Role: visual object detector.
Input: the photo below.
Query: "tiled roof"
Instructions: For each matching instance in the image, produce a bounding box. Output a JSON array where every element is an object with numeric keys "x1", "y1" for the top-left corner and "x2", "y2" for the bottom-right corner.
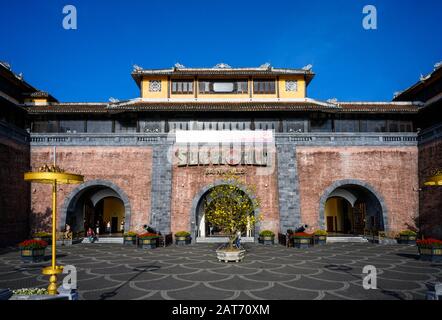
[
  {"x1": 25, "y1": 100, "x2": 420, "y2": 114},
  {"x1": 337, "y1": 102, "x2": 420, "y2": 113},
  {"x1": 26, "y1": 103, "x2": 108, "y2": 114},
  {"x1": 131, "y1": 64, "x2": 315, "y2": 87}
]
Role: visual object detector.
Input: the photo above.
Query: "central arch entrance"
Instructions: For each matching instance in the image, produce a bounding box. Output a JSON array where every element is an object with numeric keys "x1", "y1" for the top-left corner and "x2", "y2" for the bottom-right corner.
[
  {"x1": 319, "y1": 180, "x2": 388, "y2": 236},
  {"x1": 61, "y1": 180, "x2": 131, "y2": 237},
  {"x1": 191, "y1": 182, "x2": 258, "y2": 243}
]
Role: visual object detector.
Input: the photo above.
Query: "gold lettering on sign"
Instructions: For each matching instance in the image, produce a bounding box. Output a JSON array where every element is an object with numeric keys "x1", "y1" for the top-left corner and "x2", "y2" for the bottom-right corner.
[{"x1": 204, "y1": 168, "x2": 246, "y2": 176}]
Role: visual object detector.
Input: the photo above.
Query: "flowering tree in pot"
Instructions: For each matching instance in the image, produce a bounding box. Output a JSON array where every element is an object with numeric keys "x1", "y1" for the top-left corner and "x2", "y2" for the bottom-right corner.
[{"x1": 204, "y1": 177, "x2": 260, "y2": 262}]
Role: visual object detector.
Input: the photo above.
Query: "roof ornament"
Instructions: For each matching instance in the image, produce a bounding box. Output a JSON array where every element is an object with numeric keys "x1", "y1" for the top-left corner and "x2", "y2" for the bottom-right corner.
[
  {"x1": 108, "y1": 97, "x2": 119, "y2": 103},
  {"x1": 213, "y1": 63, "x2": 232, "y2": 69},
  {"x1": 327, "y1": 98, "x2": 338, "y2": 104},
  {"x1": 174, "y1": 62, "x2": 185, "y2": 69},
  {"x1": 132, "y1": 64, "x2": 143, "y2": 72},
  {"x1": 420, "y1": 73, "x2": 430, "y2": 82},
  {"x1": 302, "y1": 64, "x2": 313, "y2": 71},
  {"x1": 434, "y1": 61, "x2": 442, "y2": 70},
  {"x1": 259, "y1": 62, "x2": 271, "y2": 70},
  {"x1": 17, "y1": 72, "x2": 24, "y2": 80},
  {"x1": 0, "y1": 61, "x2": 11, "y2": 70},
  {"x1": 393, "y1": 91, "x2": 402, "y2": 98}
]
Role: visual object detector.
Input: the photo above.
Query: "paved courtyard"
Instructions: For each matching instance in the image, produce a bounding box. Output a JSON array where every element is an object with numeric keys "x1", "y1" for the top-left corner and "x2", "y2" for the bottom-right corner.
[{"x1": 1, "y1": 243, "x2": 441, "y2": 300}]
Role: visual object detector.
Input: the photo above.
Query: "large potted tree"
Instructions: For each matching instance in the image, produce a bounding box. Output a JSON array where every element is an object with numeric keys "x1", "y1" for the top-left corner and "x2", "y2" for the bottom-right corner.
[{"x1": 204, "y1": 178, "x2": 260, "y2": 263}]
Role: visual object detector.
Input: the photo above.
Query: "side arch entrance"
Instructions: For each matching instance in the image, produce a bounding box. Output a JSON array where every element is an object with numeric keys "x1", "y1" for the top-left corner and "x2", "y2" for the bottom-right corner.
[
  {"x1": 319, "y1": 179, "x2": 388, "y2": 235},
  {"x1": 60, "y1": 180, "x2": 131, "y2": 236}
]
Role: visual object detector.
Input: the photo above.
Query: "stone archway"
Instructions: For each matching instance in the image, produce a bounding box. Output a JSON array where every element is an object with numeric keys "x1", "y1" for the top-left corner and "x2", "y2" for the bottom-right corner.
[
  {"x1": 60, "y1": 179, "x2": 132, "y2": 232},
  {"x1": 318, "y1": 179, "x2": 389, "y2": 233},
  {"x1": 189, "y1": 179, "x2": 261, "y2": 243}
]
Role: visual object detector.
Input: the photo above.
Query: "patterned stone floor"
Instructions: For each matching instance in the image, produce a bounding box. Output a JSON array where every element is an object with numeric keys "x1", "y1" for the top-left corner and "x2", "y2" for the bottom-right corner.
[{"x1": 1, "y1": 243, "x2": 441, "y2": 300}]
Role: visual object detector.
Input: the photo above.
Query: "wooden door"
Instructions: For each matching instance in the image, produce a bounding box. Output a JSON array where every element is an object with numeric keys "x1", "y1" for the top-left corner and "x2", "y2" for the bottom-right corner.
[
  {"x1": 353, "y1": 202, "x2": 366, "y2": 234},
  {"x1": 327, "y1": 216, "x2": 334, "y2": 232}
]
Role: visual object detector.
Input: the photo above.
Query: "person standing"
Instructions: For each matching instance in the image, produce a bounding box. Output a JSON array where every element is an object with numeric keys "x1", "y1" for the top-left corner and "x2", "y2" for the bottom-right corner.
[
  {"x1": 120, "y1": 220, "x2": 124, "y2": 234},
  {"x1": 95, "y1": 221, "x2": 100, "y2": 236},
  {"x1": 106, "y1": 221, "x2": 111, "y2": 235},
  {"x1": 235, "y1": 230, "x2": 242, "y2": 248}
]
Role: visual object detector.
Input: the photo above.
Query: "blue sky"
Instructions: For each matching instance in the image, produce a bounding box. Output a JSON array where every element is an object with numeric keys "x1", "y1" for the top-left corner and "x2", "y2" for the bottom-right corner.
[{"x1": 1, "y1": 0, "x2": 441, "y2": 102}]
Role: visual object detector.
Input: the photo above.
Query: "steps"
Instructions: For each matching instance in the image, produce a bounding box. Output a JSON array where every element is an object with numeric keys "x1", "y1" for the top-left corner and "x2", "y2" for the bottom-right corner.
[
  {"x1": 82, "y1": 237, "x2": 123, "y2": 244},
  {"x1": 326, "y1": 236, "x2": 368, "y2": 243},
  {"x1": 196, "y1": 237, "x2": 255, "y2": 243}
]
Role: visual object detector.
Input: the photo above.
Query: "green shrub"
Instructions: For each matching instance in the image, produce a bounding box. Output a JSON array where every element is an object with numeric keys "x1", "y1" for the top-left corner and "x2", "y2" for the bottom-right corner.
[
  {"x1": 13, "y1": 288, "x2": 48, "y2": 295},
  {"x1": 259, "y1": 230, "x2": 275, "y2": 237},
  {"x1": 175, "y1": 231, "x2": 191, "y2": 237},
  {"x1": 33, "y1": 232, "x2": 51, "y2": 237},
  {"x1": 314, "y1": 230, "x2": 328, "y2": 236},
  {"x1": 399, "y1": 230, "x2": 417, "y2": 236}
]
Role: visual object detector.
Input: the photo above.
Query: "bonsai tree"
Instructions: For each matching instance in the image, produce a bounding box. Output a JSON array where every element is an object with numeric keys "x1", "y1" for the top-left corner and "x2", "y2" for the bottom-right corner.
[{"x1": 204, "y1": 177, "x2": 260, "y2": 251}]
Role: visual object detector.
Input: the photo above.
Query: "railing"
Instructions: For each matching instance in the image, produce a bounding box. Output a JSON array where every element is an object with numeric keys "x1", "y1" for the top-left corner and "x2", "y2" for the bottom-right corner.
[{"x1": 29, "y1": 132, "x2": 419, "y2": 146}]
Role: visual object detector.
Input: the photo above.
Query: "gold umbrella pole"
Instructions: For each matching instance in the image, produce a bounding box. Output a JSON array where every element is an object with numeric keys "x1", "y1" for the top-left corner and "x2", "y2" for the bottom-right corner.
[{"x1": 25, "y1": 167, "x2": 83, "y2": 295}]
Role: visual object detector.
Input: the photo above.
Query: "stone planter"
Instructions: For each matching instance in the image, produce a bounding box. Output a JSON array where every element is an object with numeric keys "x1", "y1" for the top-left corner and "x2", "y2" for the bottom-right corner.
[
  {"x1": 216, "y1": 248, "x2": 246, "y2": 263},
  {"x1": 138, "y1": 238, "x2": 158, "y2": 249},
  {"x1": 314, "y1": 235, "x2": 327, "y2": 245},
  {"x1": 418, "y1": 247, "x2": 442, "y2": 262},
  {"x1": 398, "y1": 235, "x2": 417, "y2": 245},
  {"x1": 175, "y1": 236, "x2": 191, "y2": 246},
  {"x1": 292, "y1": 237, "x2": 313, "y2": 249},
  {"x1": 20, "y1": 248, "x2": 46, "y2": 262},
  {"x1": 123, "y1": 236, "x2": 136, "y2": 245},
  {"x1": 258, "y1": 236, "x2": 275, "y2": 245}
]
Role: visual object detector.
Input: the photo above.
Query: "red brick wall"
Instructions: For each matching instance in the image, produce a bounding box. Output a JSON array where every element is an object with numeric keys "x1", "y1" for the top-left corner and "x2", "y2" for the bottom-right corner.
[
  {"x1": 418, "y1": 139, "x2": 442, "y2": 238},
  {"x1": 30, "y1": 146, "x2": 153, "y2": 233},
  {"x1": 296, "y1": 146, "x2": 419, "y2": 233},
  {"x1": 0, "y1": 137, "x2": 30, "y2": 246},
  {"x1": 170, "y1": 161, "x2": 279, "y2": 236}
]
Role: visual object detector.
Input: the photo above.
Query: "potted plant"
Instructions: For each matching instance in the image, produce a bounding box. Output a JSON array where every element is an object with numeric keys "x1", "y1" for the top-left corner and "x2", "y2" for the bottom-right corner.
[
  {"x1": 137, "y1": 232, "x2": 159, "y2": 249},
  {"x1": 292, "y1": 232, "x2": 313, "y2": 249},
  {"x1": 10, "y1": 287, "x2": 78, "y2": 300},
  {"x1": 18, "y1": 239, "x2": 48, "y2": 262},
  {"x1": 32, "y1": 232, "x2": 51, "y2": 245},
  {"x1": 175, "y1": 231, "x2": 191, "y2": 245},
  {"x1": 398, "y1": 230, "x2": 417, "y2": 244},
  {"x1": 204, "y1": 177, "x2": 260, "y2": 263},
  {"x1": 123, "y1": 231, "x2": 137, "y2": 245},
  {"x1": 313, "y1": 230, "x2": 327, "y2": 245},
  {"x1": 416, "y1": 239, "x2": 442, "y2": 262},
  {"x1": 258, "y1": 230, "x2": 275, "y2": 245}
]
